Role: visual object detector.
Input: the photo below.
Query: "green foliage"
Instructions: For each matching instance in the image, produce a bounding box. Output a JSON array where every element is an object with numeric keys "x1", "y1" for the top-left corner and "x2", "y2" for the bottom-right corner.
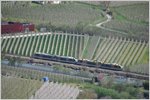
[
  {"x1": 119, "y1": 92, "x2": 131, "y2": 99},
  {"x1": 82, "y1": 83, "x2": 120, "y2": 99},
  {"x1": 8, "y1": 57, "x2": 16, "y2": 66},
  {"x1": 1, "y1": 65, "x2": 84, "y2": 84},
  {"x1": 77, "y1": 89, "x2": 97, "y2": 99},
  {"x1": 81, "y1": 82, "x2": 142, "y2": 99},
  {"x1": 75, "y1": 21, "x2": 86, "y2": 33},
  {"x1": 143, "y1": 91, "x2": 149, "y2": 99},
  {"x1": 143, "y1": 81, "x2": 149, "y2": 90},
  {"x1": 125, "y1": 86, "x2": 138, "y2": 97},
  {"x1": 2, "y1": 1, "x2": 102, "y2": 28},
  {"x1": 95, "y1": 87, "x2": 120, "y2": 99},
  {"x1": 104, "y1": 3, "x2": 149, "y2": 41},
  {"x1": 111, "y1": 84, "x2": 126, "y2": 92},
  {"x1": 1, "y1": 76, "x2": 42, "y2": 99}
]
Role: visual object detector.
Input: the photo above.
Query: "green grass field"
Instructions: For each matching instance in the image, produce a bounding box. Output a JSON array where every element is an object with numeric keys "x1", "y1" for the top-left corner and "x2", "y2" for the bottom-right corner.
[
  {"x1": 1, "y1": 1, "x2": 149, "y2": 40},
  {"x1": 1, "y1": 1, "x2": 104, "y2": 28},
  {"x1": 1, "y1": 65, "x2": 86, "y2": 86},
  {"x1": 1, "y1": 76, "x2": 42, "y2": 99},
  {"x1": 103, "y1": 3, "x2": 149, "y2": 40}
]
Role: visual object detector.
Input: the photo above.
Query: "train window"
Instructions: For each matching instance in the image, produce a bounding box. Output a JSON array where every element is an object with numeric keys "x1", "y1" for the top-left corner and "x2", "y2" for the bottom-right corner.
[
  {"x1": 68, "y1": 59, "x2": 75, "y2": 62},
  {"x1": 87, "y1": 62, "x2": 96, "y2": 65},
  {"x1": 105, "y1": 64, "x2": 111, "y2": 67},
  {"x1": 116, "y1": 66, "x2": 120, "y2": 68},
  {"x1": 35, "y1": 54, "x2": 40, "y2": 56}
]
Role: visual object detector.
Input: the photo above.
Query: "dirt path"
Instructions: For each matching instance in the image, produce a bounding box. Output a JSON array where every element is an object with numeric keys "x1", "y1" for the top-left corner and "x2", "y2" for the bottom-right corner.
[{"x1": 96, "y1": 14, "x2": 128, "y2": 35}]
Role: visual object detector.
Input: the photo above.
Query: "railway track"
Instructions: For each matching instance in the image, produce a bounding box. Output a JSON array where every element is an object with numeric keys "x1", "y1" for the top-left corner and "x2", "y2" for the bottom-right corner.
[{"x1": 4, "y1": 54, "x2": 149, "y2": 80}]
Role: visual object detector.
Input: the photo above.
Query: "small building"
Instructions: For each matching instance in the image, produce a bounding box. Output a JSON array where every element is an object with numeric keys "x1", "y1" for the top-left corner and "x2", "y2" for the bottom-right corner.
[{"x1": 42, "y1": 77, "x2": 49, "y2": 82}]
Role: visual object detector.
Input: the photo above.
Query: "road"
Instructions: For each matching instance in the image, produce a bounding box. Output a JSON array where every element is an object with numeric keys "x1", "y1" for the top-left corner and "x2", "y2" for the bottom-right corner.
[{"x1": 95, "y1": 14, "x2": 128, "y2": 35}]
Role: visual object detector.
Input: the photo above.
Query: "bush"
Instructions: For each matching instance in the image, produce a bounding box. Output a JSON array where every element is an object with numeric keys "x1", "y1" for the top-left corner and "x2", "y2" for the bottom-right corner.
[
  {"x1": 144, "y1": 91, "x2": 149, "y2": 99},
  {"x1": 95, "y1": 87, "x2": 121, "y2": 99},
  {"x1": 111, "y1": 83, "x2": 126, "y2": 92},
  {"x1": 77, "y1": 89, "x2": 97, "y2": 99},
  {"x1": 120, "y1": 92, "x2": 132, "y2": 99},
  {"x1": 82, "y1": 83, "x2": 142, "y2": 99},
  {"x1": 143, "y1": 81, "x2": 149, "y2": 90}
]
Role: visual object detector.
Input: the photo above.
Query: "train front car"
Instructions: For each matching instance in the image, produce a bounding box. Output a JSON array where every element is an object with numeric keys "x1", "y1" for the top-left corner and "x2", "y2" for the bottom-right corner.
[
  {"x1": 111, "y1": 63, "x2": 123, "y2": 71},
  {"x1": 31, "y1": 53, "x2": 41, "y2": 59}
]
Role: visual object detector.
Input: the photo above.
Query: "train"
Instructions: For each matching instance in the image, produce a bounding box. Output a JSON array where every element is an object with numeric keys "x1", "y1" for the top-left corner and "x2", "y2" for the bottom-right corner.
[
  {"x1": 31, "y1": 53, "x2": 123, "y2": 71},
  {"x1": 1, "y1": 21, "x2": 35, "y2": 34}
]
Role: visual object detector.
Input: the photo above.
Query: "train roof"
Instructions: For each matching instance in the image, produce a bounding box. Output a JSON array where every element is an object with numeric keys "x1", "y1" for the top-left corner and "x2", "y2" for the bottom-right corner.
[
  {"x1": 112, "y1": 63, "x2": 124, "y2": 68},
  {"x1": 1, "y1": 21, "x2": 33, "y2": 25},
  {"x1": 35, "y1": 52, "x2": 53, "y2": 56},
  {"x1": 35, "y1": 52, "x2": 77, "y2": 60},
  {"x1": 56, "y1": 55, "x2": 77, "y2": 60}
]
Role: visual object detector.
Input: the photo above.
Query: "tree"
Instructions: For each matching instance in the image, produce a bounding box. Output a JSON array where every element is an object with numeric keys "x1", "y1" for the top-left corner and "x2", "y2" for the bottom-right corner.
[
  {"x1": 143, "y1": 81, "x2": 149, "y2": 90},
  {"x1": 1, "y1": 52, "x2": 6, "y2": 60},
  {"x1": 15, "y1": 56, "x2": 23, "y2": 67},
  {"x1": 8, "y1": 56, "x2": 16, "y2": 66}
]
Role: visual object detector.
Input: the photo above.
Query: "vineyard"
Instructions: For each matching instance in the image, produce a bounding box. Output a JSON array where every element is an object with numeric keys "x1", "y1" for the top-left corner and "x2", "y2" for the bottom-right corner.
[
  {"x1": 1, "y1": 1, "x2": 149, "y2": 99},
  {"x1": 1, "y1": 76, "x2": 42, "y2": 99},
  {"x1": 103, "y1": 3, "x2": 149, "y2": 40},
  {"x1": 1, "y1": 32, "x2": 149, "y2": 74},
  {"x1": 31, "y1": 82, "x2": 79, "y2": 99},
  {"x1": 1, "y1": 1, "x2": 104, "y2": 27},
  {"x1": 1, "y1": 1, "x2": 148, "y2": 40},
  {"x1": 1, "y1": 65, "x2": 87, "y2": 99},
  {"x1": 1, "y1": 65, "x2": 89, "y2": 84}
]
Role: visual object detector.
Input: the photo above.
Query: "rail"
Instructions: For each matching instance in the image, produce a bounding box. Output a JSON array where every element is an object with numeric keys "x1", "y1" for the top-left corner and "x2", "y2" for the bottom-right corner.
[{"x1": 4, "y1": 54, "x2": 149, "y2": 80}]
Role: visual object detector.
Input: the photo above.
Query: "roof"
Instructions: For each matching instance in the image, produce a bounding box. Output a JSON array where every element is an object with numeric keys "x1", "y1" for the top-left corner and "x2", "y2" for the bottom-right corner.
[
  {"x1": 2, "y1": 22, "x2": 20, "y2": 25},
  {"x1": 1, "y1": 21, "x2": 32, "y2": 25}
]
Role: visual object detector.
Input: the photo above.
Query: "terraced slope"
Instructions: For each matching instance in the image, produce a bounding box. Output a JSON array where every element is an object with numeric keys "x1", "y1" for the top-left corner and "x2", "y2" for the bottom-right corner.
[
  {"x1": 1, "y1": 33, "x2": 148, "y2": 74},
  {"x1": 82, "y1": 36, "x2": 148, "y2": 74},
  {"x1": 1, "y1": 33, "x2": 84, "y2": 59}
]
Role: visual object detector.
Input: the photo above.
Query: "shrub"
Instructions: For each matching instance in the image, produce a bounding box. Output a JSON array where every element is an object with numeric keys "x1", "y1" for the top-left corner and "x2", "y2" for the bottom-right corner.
[
  {"x1": 77, "y1": 89, "x2": 97, "y2": 99},
  {"x1": 95, "y1": 87, "x2": 121, "y2": 99},
  {"x1": 143, "y1": 81, "x2": 149, "y2": 90},
  {"x1": 120, "y1": 92, "x2": 132, "y2": 99},
  {"x1": 143, "y1": 91, "x2": 149, "y2": 99}
]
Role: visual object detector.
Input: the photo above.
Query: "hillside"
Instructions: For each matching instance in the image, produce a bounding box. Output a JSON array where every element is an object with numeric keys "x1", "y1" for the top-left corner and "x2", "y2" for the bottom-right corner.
[
  {"x1": 103, "y1": 3, "x2": 149, "y2": 41},
  {"x1": 2, "y1": 1, "x2": 149, "y2": 40},
  {"x1": 1, "y1": 33, "x2": 149, "y2": 74},
  {"x1": 1, "y1": 1, "x2": 105, "y2": 28}
]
